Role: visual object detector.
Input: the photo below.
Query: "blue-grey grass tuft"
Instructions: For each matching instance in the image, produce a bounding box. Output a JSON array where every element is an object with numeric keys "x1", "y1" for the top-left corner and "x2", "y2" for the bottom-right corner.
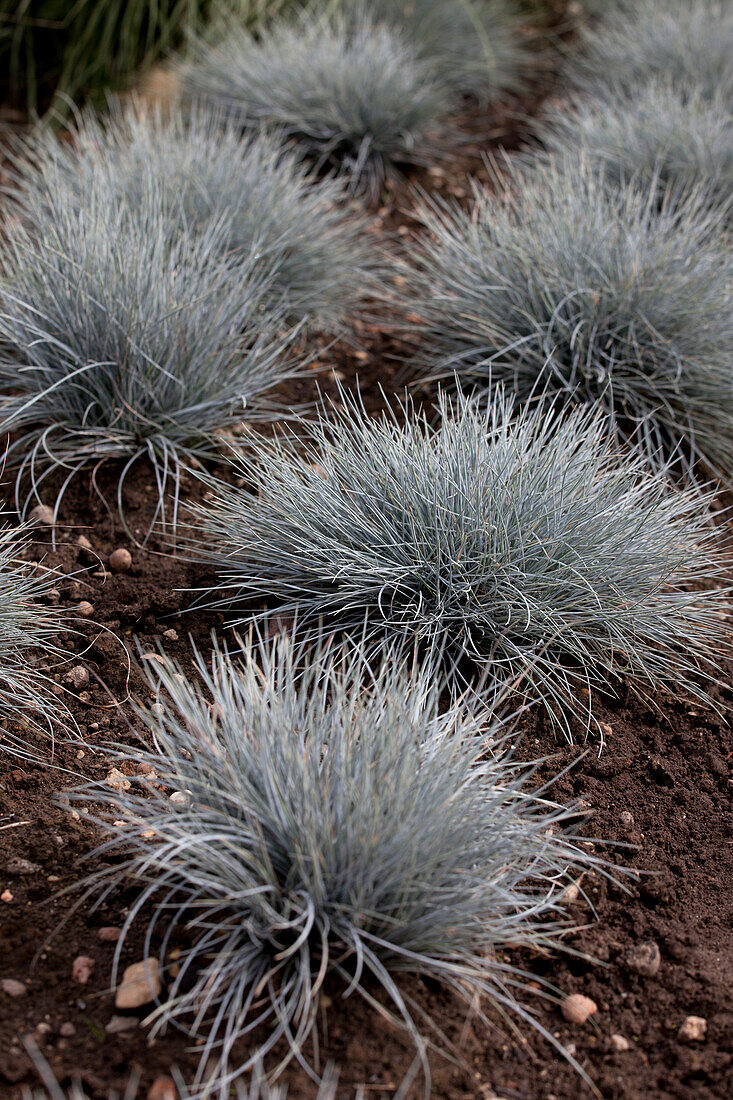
[
  {"x1": 73, "y1": 630, "x2": 609, "y2": 1094},
  {"x1": 402, "y1": 156, "x2": 733, "y2": 481},
  {"x1": 188, "y1": 389, "x2": 730, "y2": 737}
]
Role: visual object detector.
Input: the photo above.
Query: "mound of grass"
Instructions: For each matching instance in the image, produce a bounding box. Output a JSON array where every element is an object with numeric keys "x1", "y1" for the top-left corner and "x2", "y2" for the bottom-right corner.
[
  {"x1": 0, "y1": 515, "x2": 67, "y2": 758},
  {"x1": 337, "y1": 0, "x2": 529, "y2": 101},
  {"x1": 8, "y1": 104, "x2": 378, "y2": 333},
  {"x1": 403, "y1": 156, "x2": 733, "y2": 481},
  {"x1": 76, "y1": 630, "x2": 604, "y2": 1092},
  {"x1": 189, "y1": 389, "x2": 728, "y2": 736},
  {"x1": 572, "y1": 0, "x2": 733, "y2": 105},
  {"x1": 533, "y1": 80, "x2": 733, "y2": 223},
  {"x1": 0, "y1": 183, "x2": 299, "y2": 534},
  {"x1": 179, "y1": 9, "x2": 451, "y2": 199}
]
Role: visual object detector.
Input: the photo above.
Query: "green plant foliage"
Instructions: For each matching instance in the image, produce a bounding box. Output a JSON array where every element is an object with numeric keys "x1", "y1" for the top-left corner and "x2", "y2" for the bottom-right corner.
[
  {"x1": 572, "y1": 0, "x2": 733, "y2": 105},
  {"x1": 7, "y1": 104, "x2": 378, "y2": 333},
  {"x1": 0, "y1": 0, "x2": 290, "y2": 119},
  {"x1": 190, "y1": 389, "x2": 729, "y2": 736},
  {"x1": 0, "y1": 514, "x2": 67, "y2": 758},
  {"x1": 533, "y1": 80, "x2": 733, "y2": 224},
  {"x1": 180, "y1": 8, "x2": 451, "y2": 199},
  {"x1": 74, "y1": 630, "x2": 605, "y2": 1093},
  {"x1": 0, "y1": 181, "x2": 300, "y2": 534},
  {"x1": 403, "y1": 156, "x2": 733, "y2": 481}
]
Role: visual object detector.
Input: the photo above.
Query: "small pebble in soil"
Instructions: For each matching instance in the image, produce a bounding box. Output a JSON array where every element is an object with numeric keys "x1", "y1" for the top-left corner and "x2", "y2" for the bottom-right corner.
[
  {"x1": 678, "y1": 1016, "x2": 707, "y2": 1043},
  {"x1": 109, "y1": 548, "x2": 132, "y2": 573},
  {"x1": 76, "y1": 535, "x2": 93, "y2": 550},
  {"x1": 6, "y1": 857, "x2": 41, "y2": 876},
  {"x1": 65, "y1": 666, "x2": 90, "y2": 690},
  {"x1": 626, "y1": 940, "x2": 661, "y2": 977},
  {"x1": 148, "y1": 1076, "x2": 176, "y2": 1100},
  {"x1": 105, "y1": 1015, "x2": 139, "y2": 1034},
  {"x1": 1, "y1": 889, "x2": 13, "y2": 903},
  {"x1": 59, "y1": 1022, "x2": 76, "y2": 1037},
  {"x1": 71, "y1": 956, "x2": 95, "y2": 985},
  {"x1": 169, "y1": 791, "x2": 190, "y2": 806},
  {"x1": 97, "y1": 926, "x2": 121, "y2": 942},
  {"x1": 76, "y1": 601, "x2": 94, "y2": 619},
  {"x1": 610, "y1": 1034, "x2": 630, "y2": 1052},
  {"x1": 1, "y1": 979, "x2": 26, "y2": 998},
  {"x1": 163, "y1": 629, "x2": 178, "y2": 641},
  {"x1": 29, "y1": 504, "x2": 55, "y2": 526},
  {"x1": 619, "y1": 811, "x2": 635, "y2": 831},
  {"x1": 561, "y1": 993, "x2": 598, "y2": 1024},
  {"x1": 115, "y1": 958, "x2": 161, "y2": 1009},
  {"x1": 105, "y1": 768, "x2": 131, "y2": 792},
  {"x1": 150, "y1": 702, "x2": 165, "y2": 716}
]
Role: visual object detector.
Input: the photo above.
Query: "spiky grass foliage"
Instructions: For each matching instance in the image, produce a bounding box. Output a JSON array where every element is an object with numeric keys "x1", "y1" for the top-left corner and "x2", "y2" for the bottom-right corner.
[
  {"x1": 189, "y1": 389, "x2": 729, "y2": 736},
  {"x1": 533, "y1": 81, "x2": 733, "y2": 223},
  {"x1": 0, "y1": 182, "x2": 300, "y2": 532},
  {"x1": 0, "y1": 514, "x2": 67, "y2": 758},
  {"x1": 74, "y1": 630, "x2": 606, "y2": 1094},
  {"x1": 7, "y1": 105, "x2": 378, "y2": 333},
  {"x1": 335, "y1": 0, "x2": 528, "y2": 102},
  {"x1": 572, "y1": 0, "x2": 733, "y2": 105},
  {"x1": 179, "y1": 9, "x2": 451, "y2": 199},
  {"x1": 403, "y1": 157, "x2": 733, "y2": 481}
]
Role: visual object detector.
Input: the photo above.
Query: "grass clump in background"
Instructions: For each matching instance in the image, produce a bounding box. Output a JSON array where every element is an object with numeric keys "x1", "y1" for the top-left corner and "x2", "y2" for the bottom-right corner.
[
  {"x1": 75, "y1": 630, "x2": 605, "y2": 1093},
  {"x1": 0, "y1": 514, "x2": 67, "y2": 758},
  {"x1": 0, "y1": 184, "x2": 300, "y2": 533},
  {"x1": 190, "y1": 389, "x2": 728, "y2": 737},
  {"x1": 0, "y1": 0, "x2": 291, "y2": 120},
  {"x1": 335, "y1": 0, "x2": 529, "y2": 102},
  {"x1": 571, "y1": 0, "x2": 733, "y2": 105},
  {"x1": 533, "y1": 80, "x2": 733, "y2": 224},
  {"x1": 7, "y1": 104, "x2": 378, "y2": 333},
  {"x1": 179, "y1": 8, "x2": 451, "y2": 199},
  {"x1": 403, "y1": 157, "x2": 733, "y2": 481}
]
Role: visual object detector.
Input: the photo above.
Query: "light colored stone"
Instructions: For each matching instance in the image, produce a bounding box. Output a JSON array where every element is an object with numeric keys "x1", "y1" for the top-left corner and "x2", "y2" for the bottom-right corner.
[
  {"x1": 29, "y1": 505, "x2": 54, "y2": 526},
  {"x1": 114, "y1": 958, "x2": 161, "y2": 1009},
  {"x1": 1, "y1": 889, "x2": 14, "y2": 903},
  {"x1": 626, "y1": 940, "x2": 661, "y2": 977},
  {"x1": 105, "y1": 1014, "x2": 139, "y2": 1034},
  {"x1": 76, "y1": 601, "x2": 94, "y2": 618},
  {"x1": 105, "y1": 767, "x2": 131, "y2": 793},
  {"x1": 148, "y1": 1076, "x2": 176, "y2": 1100},
  {"x1": 619, "y1": 811, "x2": 635, "y2": 831},
  {"x1": 59, "y1": 1022, "x2": 76, "y2": 1037},
  {"x1": 6, "y1": 857, "x2": 41, "y2": 876},
  {"x1": 610, "y1": 1033, "x2": 630, "y2": 1052},
  {"x1": 678, "y1": 1016, "x2": 707, "y2": 1043},
  {"x1": 1, "y1": 979, "x2": 26, "y2": 998},
  {"x1": 561, "y1": 993, "x2": 598, "y2": 1025},
  {"x1": 65, "y1": 666, "x2": 90, "y2": 690},
  {"x1": 77, "y1": 535, "x2": 93, "y2": 550},
  {"x1": 97, "y1": 926, "x2": 121, "y2": 942},
  {"x1": 163, "y1": 629, "x2": 178, "y2": 641},
  {"x1": 109, "y1": 548, "x2": 132, "y2": 573},
  {"x1": 71, "y1": 956, "x2": 95, "y2": 985}
]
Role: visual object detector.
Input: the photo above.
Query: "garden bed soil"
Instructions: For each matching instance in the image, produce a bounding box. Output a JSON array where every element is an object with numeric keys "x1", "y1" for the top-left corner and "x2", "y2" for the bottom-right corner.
[{"x1": 1, "y1": 12, "x2": 732, "y2": 1097}]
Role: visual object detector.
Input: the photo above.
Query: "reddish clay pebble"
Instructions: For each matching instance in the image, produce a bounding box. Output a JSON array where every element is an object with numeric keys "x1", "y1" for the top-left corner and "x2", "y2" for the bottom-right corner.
[
  {"x1": 97, "y1": 926, "x2": 121, "y2": 942},
  {"x1": 561, "y1": 993, "x2": 598, "y2": 1024},
  {"x1": 76, "y1": 601, "x2": 94, "y2": 618},
  {"x1": 109, "y1": 548, "x2": 132, "y2": 573},
  {"x1": 148, "y1": 1077, "x2": 176, "y2": 1100}
]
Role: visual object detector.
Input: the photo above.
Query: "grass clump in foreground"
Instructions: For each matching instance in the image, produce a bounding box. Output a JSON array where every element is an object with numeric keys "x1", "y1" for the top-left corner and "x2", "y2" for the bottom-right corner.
[
  {"x1": 0, "y1": 515, "x2": 67, "y2": 758},
  {"x1": 571, "y1": 0, "x2": 733, "y2": 105},
  {"x1": 533, "y1": 80, "x2": 733, "y2": 225},
  {"x1": 179, "y1": 8, "x2": 451, "y2": 200},
  {"x1": 7, "y1": 105, "x2": 378, "y2": 334},
  {"x1": 403, "y1": 156, "x2": 733, "y2": 481},
  {"x1": 74, "y1": 630, "x2": 606, "y2": 1094},
  {"x1": 336, "y1": 0, "x2": 529, "y2": 102},
  {"x1": 189, "y1": 389, "x2": 729, "y2": 738},
  {"x1": 0, "y1": 183, "x2": 300, "y2": 534}
]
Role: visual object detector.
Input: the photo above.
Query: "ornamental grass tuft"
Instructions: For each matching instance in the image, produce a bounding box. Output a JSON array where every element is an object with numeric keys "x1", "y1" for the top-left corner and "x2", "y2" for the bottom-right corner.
[
  {"x1": 74, "y1": 630, "x2": 607, "y2": 1094},
  {"x1": 189, "y1": 389, "x2": 729, "y2": 736},
  {"x1": 179, "y1": 9, "x2": 451, "y2": 199},
  {"x1": 7, "y1": 104, "x2": 378, "y2": 333},
  {"x1": 0, "y1": 181, "x2": 300, "y2": 533},
  {"x1": 402, "y1": 156, "x2": 733, "y2": 481}
]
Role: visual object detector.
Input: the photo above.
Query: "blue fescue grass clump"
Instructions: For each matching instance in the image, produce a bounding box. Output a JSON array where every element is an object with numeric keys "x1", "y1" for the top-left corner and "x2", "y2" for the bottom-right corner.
[
  {"x1": 7, "y1": 104, "x2": 378, "y2": 334},
  {"x1": 0, "y1": 515, "x2": 67, "y2": 758},
  {"x1": 75, "y1": 630, "x2": 606, "y2": 1093},
  {"x1": 533, "y1": 81, "x2": 733, "y2": 224},
  {"x1": 571, "y1": 0, "x2": 733, "y2": 105},
  {"x1": 337, "y1": 0, "x2": 529, "y2": 102},
  {"x1": 189, "y1": 389, "x2": 729, "y2": 737},
  {"x1": 402, "y1": 156, "x2": 733, "y2": 481},
  {"x1": 179, "y1": 9, "x2": 451, "y2": 199},
  {"x1": 0, "y1": 181, "x2": 300, "y2": 532}
]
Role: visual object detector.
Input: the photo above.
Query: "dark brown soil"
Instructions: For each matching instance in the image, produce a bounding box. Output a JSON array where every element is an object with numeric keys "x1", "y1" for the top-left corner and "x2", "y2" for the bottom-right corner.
[{"x1": 1, "y1": 9, "x2": 732, "y2": 1099}]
